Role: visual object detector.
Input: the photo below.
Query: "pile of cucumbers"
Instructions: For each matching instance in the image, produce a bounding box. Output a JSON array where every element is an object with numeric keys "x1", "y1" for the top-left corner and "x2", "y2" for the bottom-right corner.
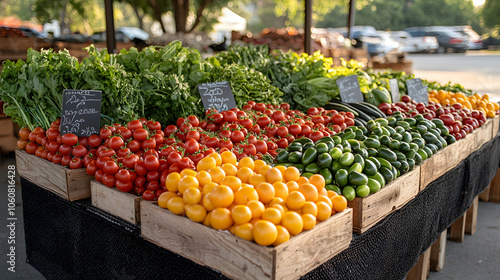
[
  {"x1": 324, "y1": 100, "x2": 387, "y2": 127},
  {"x1": 275, "y1": 111, "x2": 455, "y2": 201}
]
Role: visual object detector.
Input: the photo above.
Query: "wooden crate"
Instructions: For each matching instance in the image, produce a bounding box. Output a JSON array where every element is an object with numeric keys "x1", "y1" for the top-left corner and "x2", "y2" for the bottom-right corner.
[
  {"x1": 91, "y1": 181, "x2": 143, "y2": 225},
  {"x1": 491, "y1": 115, "x2": 499, "y2": 138},
  {"x1": 15, "y1": 150, "x2": 90, "y2": 201},
  {"x1": 470, "y1": 118, "x2": 494, "y2": 153},
  {"x1": 419, "y1": 133, "x2": 474, "y2": 190},
  {"x1": 347, "y1": 167, "x2": 420, "y2": 233},
  {"x1": 141, "y1": 202, "x2": 353, "y2": 280}
]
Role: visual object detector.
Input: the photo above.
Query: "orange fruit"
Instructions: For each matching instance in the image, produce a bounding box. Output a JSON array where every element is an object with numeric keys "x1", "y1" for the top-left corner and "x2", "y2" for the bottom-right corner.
[
  {"x1": 186, "y1": 204, "x2": 207, "y2": 223},
  {"x1": 234, "y1": 186, "x2": 259, "y2": 205},
  {"x1": 284, "y1": 166, "x2": 300, "y2": 182},
  {"x1": 262, "y1": 207, "x2": 282, "y2": 225},
  {"x1": 266, "y1": 167, "x2": 283, "y2": 183},
  {"x1": 268, "y1": 197, "x2": 285, "y2": 207},
  {"x1": 221, "y1": 163, "x2": 238, "y2": 177},
  {"x1": 273, "y1": 182, "x2": 289, "y2": 200},
  {"x1": 296, "y1": 176, "x2": 309, "y2": 186},
  {"x1": 248, "y1": 174, "x2": 266, "y2": 188},
  {"x1": 209, "y1": 185, "x2": 234, "y2": 208},
  {"x1": 210, "y1": 208, "x2": 233, "y2": 230},
  {"x1": 309, "y1": 174, "x2": 325, "y2": 192},
  {"x1": 316, "y1": 201, "x2": 332, "y2": 222},
  {"x1": 274, "y1": 165, "x2": 286, "y2": 177},
  {"x1": 253, "y1": 220, "x2": 278, "y2": 246},
  {"x1": 299, "y1": 183, "x2": 319, "y2": 202},
  {"x1": 272, "y1": 204, "x2": 287, "y2": 216},
  {"x1": 302, "y1": 213, "x2": 316, "y2": 231},
  {"x1": 253, "y1": 160, "x2": 266, "y2": 173},
  {"x1": 221, "y1": 176, "x2": 243, "y2": 192},
  {"x1": 167, "y1": 197, "x2": 185, "y2": 215},
  {"x1": 177, "y1": 175, "x2": 199, "y2": 194},
  {"x1": 196, "y1": 170, "x2": 212, "y2": 187},
  {"x1": 208, "y1": 166, "x2": 226, "y2": 184},
  {"x1": 286, "y1": 181, "x2": 300, "y2": 193},
  {"x1": 231, "y1": 205, "x2": 253, "y2": 225},
  {"x1": 234, "y1": 223, "x2": 254, "y2": 241},
  {"x1": 236, "y1": 167, "x2": 254, "y2": 183},
  {"x1": 238, "y1": 157, "x2": 255, "y2": 170},
  {"x1": 331, "y1": 195, "x2": 347, "y2": 212},
  {"x1": 158, "y1": 191, "x2": 178, "y2": 209},
  {"x1": 247, "y1": 200, "x2": 265, "y2": 219},
  {"x1": 273, "y1": 225, "x2": 290, "y2": 246},
  {"x1": 301, "y1": 201, "x2": 318, "y2": 217},
  {"x1": 183, "y1": 187, "x2": 202, "y2": 204},
  {"x1": 221, "y1": 151, "x2": 237, "y2": 165},
  {"x1": 165, "y1": 172, "x2": 181, "y2": 192},
  {"x1": 316, "y1": 195, "x2": 333, "y2": 208},
  {"x1": 327, "y1": 190, "x2": 338, "y2": 199},
  {"x1": 196, "y1": 156, "x2": 216, "y2": 172},
  {"x1": 202, "y1": 182, "x2": 218, "y2": 196},
  {"x1": 286, "y1": 191, "x2": 306, "y2": 210},
  {"x1": 180, "y1": 168, "x2": 197, "y2": 178},
  {"x1": 282, "y1": 211, "x2": 303, "y2": 236},
  {"x1": 203, "y1": 211, "x2": 212, "y2": 227},
  {"x1": 202, "y1": 194, "x2": 215, "y2": 212},
  {"x1": 256, "y1": 182, "x2": 275, "y2": 204},
  {"x1": 207, "y1": 153, "x2": 222, "y2": 166}
]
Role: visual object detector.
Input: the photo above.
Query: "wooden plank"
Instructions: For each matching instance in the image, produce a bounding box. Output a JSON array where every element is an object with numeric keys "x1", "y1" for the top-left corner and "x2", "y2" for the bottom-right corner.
[
  {"x1": 449, "y1": 214, "x2": 466, "y2": 242},
  {"x1": 479, "y1": 184, "x2": 491, "y2": 202},
  {"x1": 407, "y1": 247, "x2": 430, "y2": 280},
  {"x1": 0, "y1": 117, "x2": 14, "y2": 137},
  {"x1": 420, "y1": 133, "x2": 473, "y2": 191},
  {"x1": 470, "y1": 118, "x2": 494, "y2": 153},
  {"x1": 465, "y1": 196, "x2": 478, "y2": 235},
  {"x1": 489, "y1": 168, "x2": 500, "y2": 203},
  {"x1": 16, "y1": 149, "x2": 90, "y2": 201},
  {"x1": 430, "y1": 230, "x2": 447, "y2": 272},
  {"x1": 349, "y1": 167, "x2": 420, "y2": 233},
  {"x1": 141, "y1": 201, "x2": 352, "y2": 280},
  {"x1": 492, "y1": 115, "x2": 499, "y2": 138},
  {"x1": 0, "y1": 135, "x2": 18, "y2": 154},
  {"x1": 91, "y1": 181, "x2": 143, "y2": 225}
]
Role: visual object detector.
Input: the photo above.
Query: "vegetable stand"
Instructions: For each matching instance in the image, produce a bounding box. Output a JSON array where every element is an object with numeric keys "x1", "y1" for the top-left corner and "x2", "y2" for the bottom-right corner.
[{"x1": 20, "y1": 132, "x2": 500, "y2": 280}]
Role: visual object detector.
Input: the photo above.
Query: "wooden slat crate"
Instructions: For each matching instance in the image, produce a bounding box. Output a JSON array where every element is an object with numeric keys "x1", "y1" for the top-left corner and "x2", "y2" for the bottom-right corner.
[
  {"x1": 420, "y1": 132, "x2": 474, "y2": 190},
  {"x1": 470, "y1": 117, "x2": 494, "y2": 153},
  {"x1": 16, "y1": 150, "x2": 90, "y2": 201},
  {"x1": 347, "y1": 167, "x2": 420, "y2": 233},
  {"x1": 141, "y1": 202, "x2": 353, "y2": 280},
  {"x1": 491, "y1": 115, "x2": 499, "y2": 138},
  {"x1": 91, "y1": 181, "x2": 143, "y2": 225}
]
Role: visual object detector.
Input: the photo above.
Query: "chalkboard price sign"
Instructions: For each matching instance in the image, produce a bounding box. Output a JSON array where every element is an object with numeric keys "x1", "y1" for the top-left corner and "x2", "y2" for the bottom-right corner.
[
  {"x1": 198, "y1": 81, "x2": 237, "y2": 112},
  {"x1": 60, "y1": 90, "x2": 102, "y2": 136},
  {"x1": 406, "y1": 78, "x2": 429, "y2": 104},
  {"x1": 337, "y1": 75, "x2": 364, "y2": 103},
  {"x1": 389, "y1": 79, "x2": 400, "y2": 102}
]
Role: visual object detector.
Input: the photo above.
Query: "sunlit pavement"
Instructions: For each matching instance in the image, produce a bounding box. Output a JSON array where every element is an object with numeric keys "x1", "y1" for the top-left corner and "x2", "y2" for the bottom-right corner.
[{"x1": 408, "y1": 51, "x2": 500, "y2": 103}]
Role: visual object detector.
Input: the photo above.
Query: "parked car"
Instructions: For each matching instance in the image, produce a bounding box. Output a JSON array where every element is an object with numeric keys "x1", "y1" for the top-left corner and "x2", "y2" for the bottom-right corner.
[
  {"x1": 404, "y1": 27, "x2": 468, "y2": 53},
  {"x1": 389, "y1": 31, "x2": 438, "y2": 53},
  {"x1": 335, "y1": 26, "x2": 401, "y2": 57},
  {"x1": 91, "y1": 27, "x2": 149, "y2": 43},
  {"x1": 451, "y1": 26, "x2": 482, "y2": 50}
]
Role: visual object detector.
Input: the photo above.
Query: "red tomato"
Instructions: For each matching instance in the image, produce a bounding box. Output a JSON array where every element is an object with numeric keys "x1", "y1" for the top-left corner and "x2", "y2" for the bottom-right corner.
[
  {"x1": 179, "y1": 157, "x2": 195, "y2": 170},
  {"x1": 127, "y1": 140, "x2": 141, "y2": 152},
  {"x1": 187, "y1": 115, "x2": 200, "y2": 127},
  {"x1": 243, "y1": 144, "x2": 257, "y2": 156},
  {"x1": 276, "y1": 138, "x2": 288, "y2": 149},
  {"x1": 61, "y1": 155, "x2": 72, "y2": 167},
  {"x1": 61, "y1": 133, "x2": 78, "y2": 146},
  {"x1": 98, "y1": 147, "x2": 115, "y2": 158},
  {"x1": 59, "y1": 145, "x2": 73, "y2": 156},
  {"x1": 176, "y1": 117, "x2": 186, "y2": 128},
  {"x1": 167, "y1": 152, "x2": 182, "y2": 165},
  {"x1": 86, "y1": 161, "x2": 97, "y2": 176},
  {"x1": 46, "y1": 141, "x2": 60, "y2": 153},
  {"x1": 142, "y1": 190, "x2": 156, "y2": 201},
  {"x1": 99, "y1": 128, "x2": 112, "y2": 140},
  {"x1": 344, "y1": 118, "x2": 355, "y2": 127},
  {"x1": 122, "y1": 154, "x2": 139, "y2": 169},
  {"x1": 256, "y1": 116, "x2": 271, "y2": 128},
  {"x1": 211, "y1": 113, "x2": 224, "y2": 124},
  {"x1": 115, "y1": 169, "x2": 131, "y2": 183},
  {"x1": 312, "y1": 116, "x2": 325, "y2": 125},
  {"x1": 184, "y1": 139, "x2": 200, "y2": 154},
  {"x1": 277, "y1": 126, "x2": 289, "y2": 138},
  {"x1": 146, "y1": 120, "x2": 161, "y2": 131},
  {"x1": 135, "y1": 176, "x2": 147, "y2": 187},
  {"x1": 133, "y1": 129, "x2": 149, "y2": 142},
  {"x1": 300, "y1": 125, "x2": 312, "y2": 136},
  {"x1": 46, "y1": 151, "x2": 55, "y2": 162},
  {"x1": 102, "y1": 174, "x2": 116, "y2": 188},
  {"x1": 146, "y1": 170, "x2": 160, "y2": 182},
  {"x1": 272, "y1": 111, "x2": 286, "y2": 123},
  {"x1": 52, "y1": 154, "x2": 62, "y2": 165},
  {"x1": 332, "y1": 114, "x2": 345, "y2": 125},
  {"x1": 164, "y1": 125, "x2": 177, "y2": 136},
  {"x1": 142, "y1": 138, "x2": 156, "y2": 150},
  {"x1": 88, "y1": 135, "x2": 103, "y2": 148},
  {"x1": 69, "y1": 157, "x2": 83, "y2": 169},
  {"x1": 251, "y1": 124, "x2": 261, "y2": 134},
  {"x1": 309, "y1": 131, "x2": 324, "y2": 142},
  {"x1": 116, "y1": 147, "x2": 131, "y2": 158},
  {"x1": 127, "y1": 120, "x2": 143, "y2": 131},
  {"x1": 307, "y1": 107, "x2": 319, "y2": 116},
  {"x1": 73, "y1": 145, "x2": 88, "y2": 158},
  {"x1": 115, "y1": 180, "x2": 133, "y2": 193},
  {"x1": 103, "y1": 161, "x2": 119, "y2": 175},
  {"x1": 219, "y1": 139, "x2": 233, "y2": 150},
  {"x1": 146, "y1": 181, "x2": 160, "y2": 192},
  {"x1": 169, "y1": 163, "x2": 181, "y2": 174},
  {"x1": 144, "y1": 155, "x2": 160, "y2": 171},
  {"x1": 186, "y1": 130, "x2": 200, "y2": 141},
  {"x1": 230, "y1": 130, "x2": 245, "y2": 143},
  {"x1": 46, "y1": 129, "x2": 59, "y2": 141}
]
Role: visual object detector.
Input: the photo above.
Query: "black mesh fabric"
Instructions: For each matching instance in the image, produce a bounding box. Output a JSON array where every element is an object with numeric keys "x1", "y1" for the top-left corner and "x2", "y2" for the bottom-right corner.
[{"x1": 22, "y1": 133, "x2": 500, "y2": 280}]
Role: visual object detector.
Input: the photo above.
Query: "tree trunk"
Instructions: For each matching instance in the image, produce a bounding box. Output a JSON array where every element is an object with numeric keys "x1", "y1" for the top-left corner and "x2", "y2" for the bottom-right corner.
[
  {"x1": 132, "y1": 4, "x2": 144, "y2": 30},
  {"x1": 172, "y1": 0, "x2": 189, "y2": 33},
  {"x1": 188, "y1": 0, "x2": 213, "y2": 33},
  {"x1": 59, "y1": 4, "x2": 69, "y2": 36},
  {"x1": 149, "y1": 0, "x2": 166, "y2": 33}
]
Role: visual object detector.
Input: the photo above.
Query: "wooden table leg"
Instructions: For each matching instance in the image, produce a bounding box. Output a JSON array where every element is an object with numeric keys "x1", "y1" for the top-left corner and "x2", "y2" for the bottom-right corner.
[
  {"x1": 449, "y1": 214, "x2": 466, "y2": 242},
  {"x1": 430, "y1": 230, "x2": 447, "y2": 271},
  {"x1": 490, "y1": 168, "x2": 500, "y2": 203},
  {"x1": 479, "y1": 184, "x2": 491, "y2": 202},
  {"x1": 465, "y1": 196, "x2": 478, "y2": 235},
  {"x1": 407, "y1": 248, "x2": 431, "y2": 280}
]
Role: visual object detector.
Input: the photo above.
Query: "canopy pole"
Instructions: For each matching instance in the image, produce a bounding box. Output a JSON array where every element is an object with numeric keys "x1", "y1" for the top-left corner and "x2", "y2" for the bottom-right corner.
[
  {"x1": 105, "y1": 0, "x2": 116, "y2": 54},
  {"x1": 347, "y1": 0, "x2": 356, "y2": 39},
  {"x1": 304, "y1": 0, "x2": 312, "y2": 54}
]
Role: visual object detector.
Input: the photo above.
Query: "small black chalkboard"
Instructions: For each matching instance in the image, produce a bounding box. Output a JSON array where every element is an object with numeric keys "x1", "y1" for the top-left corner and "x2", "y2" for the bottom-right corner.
[
  {"x1": 389, "y1": 79, "x2": 400, "y2": 102},
  {"x1": 406, "y1": 78, "x2": 429, "y2": 104},
  {"x1": 198, "y1": 81, "x2": 237, "y2": 112},
  {"x1": 60, "y1": 89, "x2": 102, "y2": 136},
  {"x1": 337, "y1": 75, "x2": 364, "y2": 103}
]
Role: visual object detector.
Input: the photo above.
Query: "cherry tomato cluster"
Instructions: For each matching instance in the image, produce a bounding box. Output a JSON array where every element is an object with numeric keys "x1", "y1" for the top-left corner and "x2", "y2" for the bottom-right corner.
[
  {"x1": 17, "y1": 101, "x2": 357, "y2": 201},
  {"x1": 378, "y1": 95, "x2": 487, "y2": 140}
]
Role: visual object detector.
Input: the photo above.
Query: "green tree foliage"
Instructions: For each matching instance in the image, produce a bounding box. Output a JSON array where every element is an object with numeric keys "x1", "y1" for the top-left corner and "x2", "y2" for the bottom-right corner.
[
  {"x1": 0, "y1": 0, "x2": 37, "y2": 21},
  {"x1": 482, "y1": 0, "x2": 500, "y2": 28}
]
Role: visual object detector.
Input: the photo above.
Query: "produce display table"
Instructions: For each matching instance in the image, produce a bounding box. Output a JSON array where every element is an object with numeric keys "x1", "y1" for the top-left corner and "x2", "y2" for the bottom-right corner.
[{"x1": 21, "y1": 133, "x2": 500, "y2": 280}]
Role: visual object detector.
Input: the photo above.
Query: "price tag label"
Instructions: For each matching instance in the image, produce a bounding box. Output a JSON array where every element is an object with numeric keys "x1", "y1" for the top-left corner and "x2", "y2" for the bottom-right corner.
[
  {"x1": 60, "y1": 89, "x2": 102, "y2": 136},
  {"x1": 198, "y1": 81, "x2": 237, "y2": 112},
  {"x1": 337, "y1": 75, "x2": 363, "y2": 103},
  {"x1": 406, "y1": 78, "x2": 429, "y2": 104},
  {"x1": 389, "y1": 79, "x2": 400, "y2": 102}
]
